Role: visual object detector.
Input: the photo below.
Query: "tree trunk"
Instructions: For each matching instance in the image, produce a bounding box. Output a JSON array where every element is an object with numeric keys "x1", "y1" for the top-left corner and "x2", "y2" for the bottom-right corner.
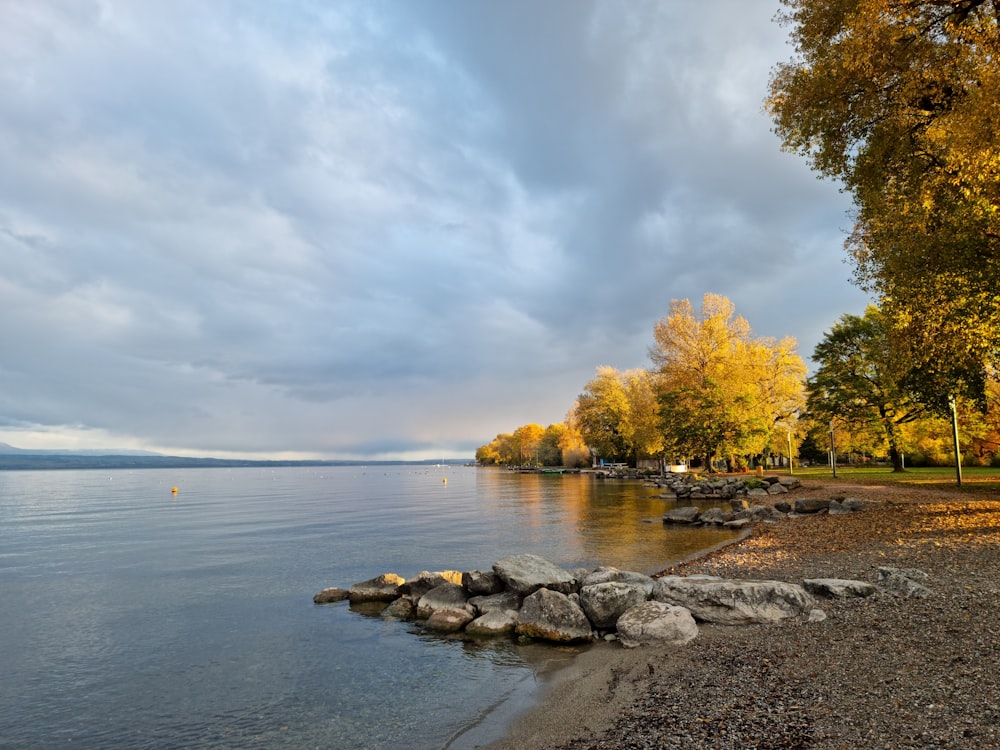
[{"x1": 885, "y1": 418, "x2": 905, "y2": 472}]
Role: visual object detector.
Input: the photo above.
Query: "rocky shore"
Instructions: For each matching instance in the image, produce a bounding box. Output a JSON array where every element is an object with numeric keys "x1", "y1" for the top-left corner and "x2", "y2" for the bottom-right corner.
[{"x1": 487, "y1": 479, "x2": 1000, "y2": 749}]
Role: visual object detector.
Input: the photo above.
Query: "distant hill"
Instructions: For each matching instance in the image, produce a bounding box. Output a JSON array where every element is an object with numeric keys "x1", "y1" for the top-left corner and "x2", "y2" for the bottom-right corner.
[
  {"x1": 0, "y1": 444, "x2": 471, "y2": 471},
  {"x1": 0, "y1": 442, "x2": 162, "y2": 457}
]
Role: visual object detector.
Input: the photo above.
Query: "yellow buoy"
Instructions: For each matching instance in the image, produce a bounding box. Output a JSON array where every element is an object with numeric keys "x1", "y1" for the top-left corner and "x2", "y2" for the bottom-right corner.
[
  {"x1": 442, "y1": 477, "x2": 447, "y2": 484},
  {"x1": 171, "y1": 486, "x2": 178, "y2": 493}
]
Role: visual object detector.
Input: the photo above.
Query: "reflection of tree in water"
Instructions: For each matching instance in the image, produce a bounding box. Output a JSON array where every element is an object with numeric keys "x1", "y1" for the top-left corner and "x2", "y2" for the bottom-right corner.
[{"x1": 475, "y1": 469, "x2": 737, "y2": 575}]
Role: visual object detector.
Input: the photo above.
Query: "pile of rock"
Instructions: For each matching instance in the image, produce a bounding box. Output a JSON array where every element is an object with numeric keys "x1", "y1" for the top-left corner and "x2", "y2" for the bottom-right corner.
[
  {"x1": 652, "y1": 473, "x2": 802, "y2": 500},
  {"x1": 662, "y1": 496, "x2": 868, "y2": 528},
  {"x1": 313, "y1": 554, "x2": 929, "y2": 648}
]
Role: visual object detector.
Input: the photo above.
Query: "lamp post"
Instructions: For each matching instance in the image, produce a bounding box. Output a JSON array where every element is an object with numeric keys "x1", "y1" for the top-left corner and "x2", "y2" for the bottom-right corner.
[
  {"x1": 787, "y1": 430, "x2": 794, "y2": 475},
  {"x1": 829, "y1": 420, "x2": 837, "y2": 479},
  {"x1": 950, "y1": 395, "x2": 962, "y2": 487}
]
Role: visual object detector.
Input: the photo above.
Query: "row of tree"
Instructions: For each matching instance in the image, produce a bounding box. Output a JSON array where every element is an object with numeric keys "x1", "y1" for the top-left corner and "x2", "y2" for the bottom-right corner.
[
  {"x1": 478, "y1": 293, "x2": 807, "y2": 471},
  {"x1": 477, "y1": 295, "x2": 1000, "y2": 472}
]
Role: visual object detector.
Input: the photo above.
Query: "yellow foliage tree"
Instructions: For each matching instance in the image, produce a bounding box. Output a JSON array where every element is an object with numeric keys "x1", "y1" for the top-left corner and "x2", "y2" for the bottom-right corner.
[
  {"x1": 650, "y1": 294, "x2": 806, "y2": 470},
  {"x1": 768, "y1": 0, "x2": 1000, "y2": 402}
]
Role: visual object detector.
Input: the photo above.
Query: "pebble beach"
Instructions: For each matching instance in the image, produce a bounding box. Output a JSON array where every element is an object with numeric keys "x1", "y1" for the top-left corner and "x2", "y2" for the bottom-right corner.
[{"x1": 487, "y1": 479, "x2": 1000, "y2": 750}]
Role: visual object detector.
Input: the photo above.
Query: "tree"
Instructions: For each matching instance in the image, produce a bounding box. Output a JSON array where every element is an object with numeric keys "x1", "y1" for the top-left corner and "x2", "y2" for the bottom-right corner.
[
  {"x1": 512, "y1": 423, "x2": 545, "y2": 466},
  {"x1": 807, "y1": 306, "x2": 928, "y2": 472},
  {"x1": 768, "y1": 0, "x2": 1000, "y2": 402},
  {"x1": 573, "y1": 366, "x2": 663, "y2": 465},
  {"x1": 650, "y1": 294, "x2": 806, "y2": 471},
  {"x1": 574, "y1": 367, "x2": 630, "y2": 463}
]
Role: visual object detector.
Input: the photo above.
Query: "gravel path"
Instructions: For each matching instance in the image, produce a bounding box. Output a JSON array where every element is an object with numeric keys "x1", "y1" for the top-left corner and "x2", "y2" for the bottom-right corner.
[{"x1": 495, "y1": 479, "x2": 1000, "y2": 750}]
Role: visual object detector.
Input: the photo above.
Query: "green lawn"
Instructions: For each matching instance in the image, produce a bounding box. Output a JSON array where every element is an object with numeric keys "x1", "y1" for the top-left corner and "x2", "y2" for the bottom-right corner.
[{"x1": 787, "y1": 465, "x2": 1000, "y2": 494}]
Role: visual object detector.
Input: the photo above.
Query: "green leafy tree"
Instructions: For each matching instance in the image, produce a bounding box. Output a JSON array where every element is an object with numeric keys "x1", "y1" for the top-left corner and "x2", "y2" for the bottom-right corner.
[
  {"x1": 807, "y1": 306, "x2": 928, "y2": 472},
  {"x1": 768, "y1": 0, "x2": 999, "y2": 403}
]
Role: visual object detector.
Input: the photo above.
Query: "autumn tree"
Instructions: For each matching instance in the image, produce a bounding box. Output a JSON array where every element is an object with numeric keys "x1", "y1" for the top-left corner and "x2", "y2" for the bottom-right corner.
[
  {"x1": 551, "y1": 414, "x2": 591, "y2": 468},
  {"x1": 807, "y1": 306, "x2": 928, "y2": 472},
  {"x1": 650, "y1": 294, "x2": 806, "y2": 471},
  {"x1": 574, "y1": 366, "x2": 663, "y2": 466},
  {"x1": 477, "y1": 420, "x2": 590, "y2": 467},
  {"x1": 768, "y1": 0, "x2": 1000, "y2": 403}
]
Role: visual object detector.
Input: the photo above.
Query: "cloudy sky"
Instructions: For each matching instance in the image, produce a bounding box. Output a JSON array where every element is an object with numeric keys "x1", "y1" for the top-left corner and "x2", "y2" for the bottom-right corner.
[{"x1": 0, "y1": 0, "x2": 870, "y2": 460}]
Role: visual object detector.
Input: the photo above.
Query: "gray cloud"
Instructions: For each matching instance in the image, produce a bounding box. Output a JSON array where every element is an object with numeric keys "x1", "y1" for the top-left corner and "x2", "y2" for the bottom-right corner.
[{"x1": 0, "y1": 1, "x2": 870, "y2": 458}]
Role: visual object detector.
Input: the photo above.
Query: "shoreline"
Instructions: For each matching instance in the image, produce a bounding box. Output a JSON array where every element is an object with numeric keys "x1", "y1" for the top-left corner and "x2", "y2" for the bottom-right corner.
[{"x1": 483, "y1": 479, "x2": 1000, "y2": 749}]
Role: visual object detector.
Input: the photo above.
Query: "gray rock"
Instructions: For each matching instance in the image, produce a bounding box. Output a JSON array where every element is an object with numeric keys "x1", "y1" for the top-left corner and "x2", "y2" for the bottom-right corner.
[
  {"x1": 515, "y1": 588, "x2": 593, "y2": 643},
  {"x1": 349, "y1": 573, "x2": 406, "y2": 603},
  {"x1": 424, "y1": 608, "x2": 474, "y2": 633},
  {"x1": 767, "y1": 482, "x2": 789, "y2": 495},
  {"x1": 698, "y1": 507, "x2": 733, "y2": 525},
  {"x1": 773, "y1": 502, "x2": 792, "y2": 514},
  {"x1": 794, "y1": 498, "x2": 831, "y2": 514},
  {"x1": 842, "y1": 497, "x2": 867, "y2": 511},
  {"x1": 803, "y1": 578, "x2": 878, "y2": 599},
  {"x1": 652, "y1": 576, "x2": 816, "y2": 625},
  {"x1": 462, "y1": 569, "x2": 504, "y2": 595},
  {"x1": 876, "y1": 567, "x2": 932, "y2": 598},
  {"x1": 663, "y1": 506, "x2": 701, "y2": 524},
  {"x1": 465, "y1": 608, "x2": 518, "y2": 636},
  {"x1": 402, "y1": 570, "x2": 464, "y2": 602},
  {"x1": 493, "y1": 553, "x2": 578, "y2": 595},
  {"x1": 807, "y1": 608, "x2": 827, "y2": 623},
  {"x1": 313, "y1": 587, "x2": 350, "y2": 604},
  {"x1": 416, "y1": 582, "x2": 473, "y2": 619},
  {"x1": 777, "y1": 476, "x2": 801, "y2": 489},
  {"x1": 381, "y1": 597, "x2": 416, "y2": 619},
  {"x1": 469, "y1": 590, "x2": 522, "y2": 615},
  {"x1": 723, "y1": 518, "x2": 752, "y2": 529},
  {"x1": 579, "y1": 581, "x2": 650, "y2": 630},
  {"x1": 580, "y1": 566, "x2": 655, "y2": 594},
  {"x1": 828, "y1": 499, "x2": 851, "y2": 515},
  {"x1": 616, "y1": 601, "x2": 699, "y2": 648},
  {"x1": 736, "y1": 504, "x2": 781, "y2": 521}
]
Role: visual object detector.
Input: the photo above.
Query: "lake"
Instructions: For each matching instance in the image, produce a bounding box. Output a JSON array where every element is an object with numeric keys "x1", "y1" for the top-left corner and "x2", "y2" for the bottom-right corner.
[{"x1": 0, "y1": 465, "x2": 736, "y2": 749}]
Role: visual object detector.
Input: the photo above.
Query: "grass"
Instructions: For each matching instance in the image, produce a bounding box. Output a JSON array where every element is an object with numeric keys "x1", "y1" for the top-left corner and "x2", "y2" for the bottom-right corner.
[{"x1": 786, "y1": 465, "x2": 1000, "y2": 494}]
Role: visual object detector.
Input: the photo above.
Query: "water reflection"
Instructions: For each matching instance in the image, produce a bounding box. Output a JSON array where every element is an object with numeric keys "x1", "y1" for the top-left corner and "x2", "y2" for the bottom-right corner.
[{"x1": 475, "y1": 469, "x2": 737, "y2": 574}]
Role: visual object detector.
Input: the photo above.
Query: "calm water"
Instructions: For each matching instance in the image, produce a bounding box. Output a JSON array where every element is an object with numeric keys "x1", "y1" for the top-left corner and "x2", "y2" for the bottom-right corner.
[{"x1": 0, "y1": 466, "x2": 735, "y2": 749}]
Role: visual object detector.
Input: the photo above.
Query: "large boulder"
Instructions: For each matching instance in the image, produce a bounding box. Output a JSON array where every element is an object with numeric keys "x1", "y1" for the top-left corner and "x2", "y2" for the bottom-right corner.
[
  {"x1": 469, "y1": 590, "x2": 522, "y2": 615},
  {"x1": 652, "y1": 576, "x2": 816, "y2": 625},
  {"x1": 616, "y1": 601, "x2": 699, "y2": 648},
  {"x1": 794, "y1": 498, "x2": 831, "y2": 514},
  {"x1": 663, "y1": 506, "x2": 701, "y2": 524},
  {"x1": 580, "y1": 567, "x2": 655, "y2": 594},
  {"x1": 466, "y1": 609, "x2": 518, "y2": 637},
  {"x1": 424, "y1": 608, "x2": 474, "y2": 633},
  {"x1": 515, "y1": 588, "x2": 593, "y2": 643},
  {"x1": 415, "y1": 582, "x2": 473, "y2": 619},
  {"x1": 803, "y1": 578, "x2": 878, "y2": 599},
  {"x1": 462, "y1": 569, "x2": 505, "y2": 595},
  {"x1": 697, "y1": 507, "x2": 734, "y2": 525},
  {"x1": 579, "y1": 581, "x2": 650, "y2": 630},
  {"x1": 876, "y1": 567, "x2": 932, "y2": 598},
  {"x1": 493, "y1": 554, "x2": 578, "y2": 595},
  {"x1": 313, "y1": 587, "x2": 350, "y2": 604},
  {"x1": 401, "y1": 570, "x2": 464, "y2": 602},
  {"x1": 381, "y1": 597, "x2": 417, "y2": 619},
  {"x1": 349, "y1": 573, "x2": 406, "y2": 603}
]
